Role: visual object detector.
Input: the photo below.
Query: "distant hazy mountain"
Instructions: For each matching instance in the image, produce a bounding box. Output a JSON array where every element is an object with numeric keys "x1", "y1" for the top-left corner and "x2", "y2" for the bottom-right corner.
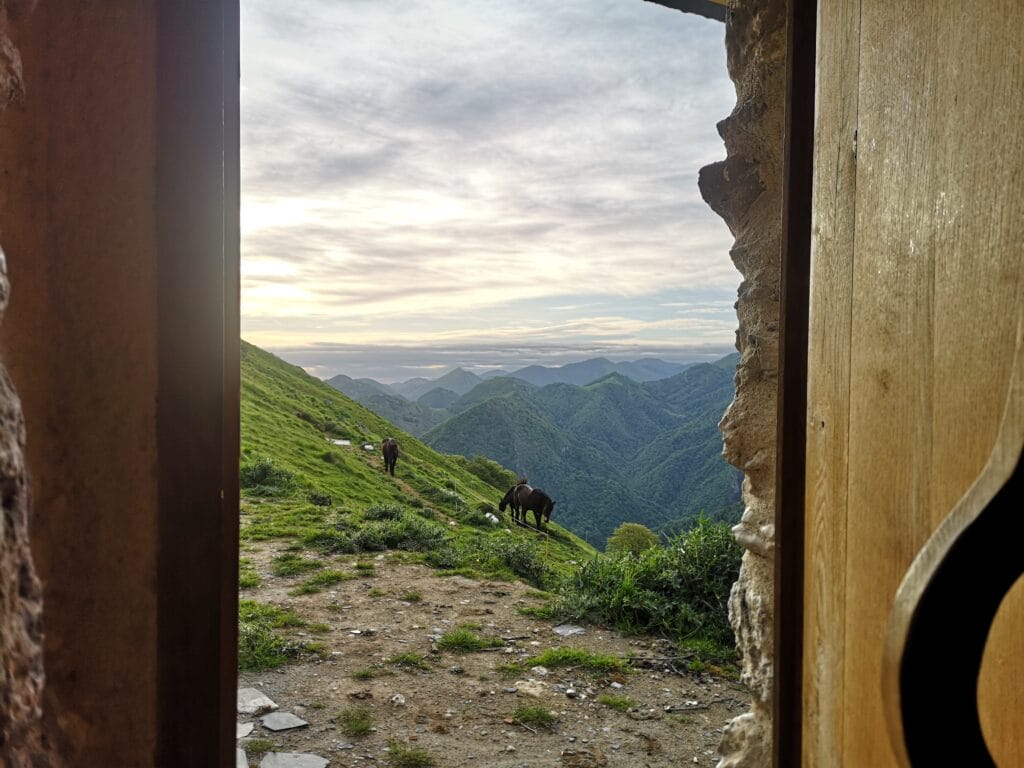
[
  {"x1": 326, "y1": 373, "x2": 395, "y2": 402},
  {"x1": 324, "y1": 377, "x2": 449, "y2": 436},
  {"x1": 391, "y1": 368, "x2": 483, "y2": 401},
  {"x1": 424, "y1": 357, "x2": 742, "y2": 548},
  {"x1": 479, "y1": 369, "x2": 511, "y2": 380},
  {"x1": 501, "y1": 357, "x2": 693, "y2": 387},
  {"x1": 383, "y1": 356, "x2": 698, "y2": 397},
  {"x1": 417, "y1": 387, "x2": 460, "y2": 409}
]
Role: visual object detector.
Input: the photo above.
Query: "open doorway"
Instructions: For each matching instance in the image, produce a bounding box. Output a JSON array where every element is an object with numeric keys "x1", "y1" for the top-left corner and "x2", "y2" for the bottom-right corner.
[{"x1": 235, "y1": 1, "x2": 754, "y2": 766}]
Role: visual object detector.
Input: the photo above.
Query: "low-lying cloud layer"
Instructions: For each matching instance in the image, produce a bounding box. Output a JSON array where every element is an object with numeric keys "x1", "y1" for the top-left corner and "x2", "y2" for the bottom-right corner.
[{"x1": 242, "y1": 0, "x2": 737, "y2": 380}]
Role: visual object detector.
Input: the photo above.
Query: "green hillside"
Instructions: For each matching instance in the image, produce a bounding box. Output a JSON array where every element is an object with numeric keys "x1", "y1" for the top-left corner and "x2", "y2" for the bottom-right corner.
[
  {"x1": 240, "y1": 341, "x2": 595, "y2": 578},
  {"x1": 425, "y1": 359, "x2": 742, "y2": 548}
]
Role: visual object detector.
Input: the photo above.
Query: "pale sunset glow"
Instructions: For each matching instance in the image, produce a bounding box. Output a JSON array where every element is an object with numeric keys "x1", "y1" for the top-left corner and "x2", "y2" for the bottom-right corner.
[{"x1": 241, "y1": 0, "x2": 736, "y2": 381}]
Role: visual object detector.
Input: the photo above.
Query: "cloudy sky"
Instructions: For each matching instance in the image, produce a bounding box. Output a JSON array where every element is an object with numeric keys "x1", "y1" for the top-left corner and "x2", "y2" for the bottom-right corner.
[{"x1": 241, "y1": 0, "x2": 737, "y2": 382}]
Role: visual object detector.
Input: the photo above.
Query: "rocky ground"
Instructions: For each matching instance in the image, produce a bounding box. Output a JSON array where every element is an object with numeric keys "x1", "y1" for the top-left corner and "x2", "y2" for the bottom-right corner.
[{"x1": 237, "y1": 544, "x2": 749, "y2": 768}]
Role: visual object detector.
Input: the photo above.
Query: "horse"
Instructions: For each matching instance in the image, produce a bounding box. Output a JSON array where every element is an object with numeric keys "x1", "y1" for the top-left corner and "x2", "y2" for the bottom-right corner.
[
  {"x1": 381, "y1": 437, "x2": 399, "y2": 476},
  {"x1": 499, "y1": 480, "x2": 556, "y2": 531}
]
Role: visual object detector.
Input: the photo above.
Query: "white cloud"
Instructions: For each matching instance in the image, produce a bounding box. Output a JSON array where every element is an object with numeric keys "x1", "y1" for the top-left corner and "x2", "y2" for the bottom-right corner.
[{"x1": 241, "y1": 0, "x2": 737, "y2": 377}]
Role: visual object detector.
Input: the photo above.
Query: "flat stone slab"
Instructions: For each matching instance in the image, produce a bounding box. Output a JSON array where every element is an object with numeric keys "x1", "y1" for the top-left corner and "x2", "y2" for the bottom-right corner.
[
  {"x1": 237, "y1": 721, "x2": 254, "y2": 738},
  {"x1": 261, "y1": 711, "x2": 308, "y2": 731},
  {"x1": 238, "y1": 687, "x2": 278, "y2": 715},
  {"x1": 260, "y1": 754, "x2": 329, "y2": 768},
  {"x1": 236, "y1": 748, "x2": 247, "y2": 768}
]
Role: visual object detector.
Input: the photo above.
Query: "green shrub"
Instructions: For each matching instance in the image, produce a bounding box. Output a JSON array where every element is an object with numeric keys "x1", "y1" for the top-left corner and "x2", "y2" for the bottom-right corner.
[
  {"x1": 337, "y1": 704, "x2": 373, "y2": 737},
  {"x1": 526, "y1": 647, "x2": 625, "y2": 673},
  {"x1": 438, "y1": 627, "x2": 503, "y2": 653},
  {"x1": 597, "y1": 694, "x2": 635, "y2": 711},
  {"x1": 606, "y1": 522, "x2": 660, "y2": 555},
  {"x1": 482, "y1": 536, "x2": 548, "y2": 587},
  {"x1": 387, "y1": 652, "x2": 431, "y2": 671},
  {"x1": 512, "y1": 705, "x2": 557, "y2": 730},
  {"x1": 271, "y1": 552, "x2": 322, "y2": 577},
  {"x1": 239, "y1": 456, "x2": 296, "y2": 495},
  {"x1": 239, "y1": 559, "x2": 261, "y2": 589},
  {"x1": 386, "y1": 742, "x2": 436, "y2": 768},
  {"x1": 459, "y1": 506, "x2": 495, "y2": 527},
  {"x1": 245, "y1": 739, "x2": 274, "y2": 758},
  {"x1": 291, "y1": 569, "x2": 354, "y2": 595},
  {"x1": 237, "y1": 600, "x2": 306, "y2": 671},
  {"x1": 363, "y1": 504, "x2": 404, "y2": 521},
  {"x1": 424, "y1": 539, "x2": 465, "y2": 570},
  {"x1": 552, "y1": 517, "x2": 741, "y2": 650},
  {"x1": 307, "y1": 491, "x2": 333, "y2": 506},
  {"x1": 303, "y1": 529, "x2": 356, "y2": 554},
  {"x1": 352, "y1": 522, "x2": 389, "y2": 551}
]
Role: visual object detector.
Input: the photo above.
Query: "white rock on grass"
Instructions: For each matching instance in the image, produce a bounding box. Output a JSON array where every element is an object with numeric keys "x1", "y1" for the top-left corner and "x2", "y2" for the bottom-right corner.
[
  {"x1": 236, "y1": 748, "x2": 247, "y2": 768},
  {"x1": 238, "y1": 688, "x2": 278, "y2": 715},
  {"x1": 237, "y1": 722, "x2": 254, "y2": 738}
]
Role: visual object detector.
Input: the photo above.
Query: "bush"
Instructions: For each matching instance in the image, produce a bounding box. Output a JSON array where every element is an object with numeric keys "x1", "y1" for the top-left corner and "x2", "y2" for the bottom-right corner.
[
  {"x1": 482, "y1": 536, "x2": 548, "y2": 588},
  {"x1": 271, "y1": 553, "x2": 322, "y2": 577},
  {"x1": 459, "y1": 505, "x2": 495, "y2": 528},
  {"x1": 351, "y1": 514, "x2": 446, "y2": 554},
  {"x1": 424, "y1": 538, "x2": 465, "y2": 570},
  {"x1": 363, "y1": 504, "x2": 404, "y2": 521},
  {"x1": 511, "y1": 705, "x2": 557, "y2": 730},
  {"x1": 338, "y1": 705, "x2": 373, "y2": 737},
  {"x1": 238, "y1": 600, "x2": 306, "y2": 671},
  {"x1": 240, "y1": 456, "x2": 296, "y2": 494},
  {"x1": 438, "y1": 627, "x2": 503, "y2": 653},
  {"x1": 606, "y1": 522, "x2": 660, "y2": 555},
  {"x1": 304, "y1": 529, "x2": 355, "y2": 554},
  {"x1": 552, "y1": 517, "x2": 741, "y2": 649},
  {"x1": 307, "y1": 491, "x2": 333, "y2": 507},
  {"x1": 352, "y1": 522, "x2": 389, "y2": 552}
]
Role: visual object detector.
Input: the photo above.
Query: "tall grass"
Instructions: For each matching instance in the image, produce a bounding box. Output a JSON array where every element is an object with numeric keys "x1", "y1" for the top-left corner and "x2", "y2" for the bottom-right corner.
[{"x1": 552, "y1": 517, "x2": 740, "y2": 650}]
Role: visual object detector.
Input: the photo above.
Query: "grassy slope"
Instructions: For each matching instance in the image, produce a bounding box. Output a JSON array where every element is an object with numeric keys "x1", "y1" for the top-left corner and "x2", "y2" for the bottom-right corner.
[{"x1": 240, "y1": 340, "x2": 594, "y2": 574}]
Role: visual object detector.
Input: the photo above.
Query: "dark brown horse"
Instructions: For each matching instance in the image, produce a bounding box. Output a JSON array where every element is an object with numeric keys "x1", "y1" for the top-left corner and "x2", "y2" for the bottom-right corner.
[
  {"x1": 499, "y1": 480, "x2": 556, "y2": 530},
  {"x1": 381, "y1": 437, "x2": 399, "y2": 476}
]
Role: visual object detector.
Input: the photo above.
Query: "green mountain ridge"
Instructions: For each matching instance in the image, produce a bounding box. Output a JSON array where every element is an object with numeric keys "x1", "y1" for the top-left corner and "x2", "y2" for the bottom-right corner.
[{"x1": 423, "y1": 359, "x2": 742, "y2": 548}]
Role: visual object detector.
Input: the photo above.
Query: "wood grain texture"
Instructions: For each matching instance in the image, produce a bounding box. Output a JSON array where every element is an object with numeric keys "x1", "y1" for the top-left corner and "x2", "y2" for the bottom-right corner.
[
  {"x1": 804, "y1": 0, "x2": 1024, "y2": 764},
  {"x1": 882, "y1": 303, "x2": 1022, "y2": 765},
  {"x1": 801, "y1": 0, "x2": 861, "y2": 763},
  {"x1": 980, "y1": 574, "x2": 1024, "y2": 768}
]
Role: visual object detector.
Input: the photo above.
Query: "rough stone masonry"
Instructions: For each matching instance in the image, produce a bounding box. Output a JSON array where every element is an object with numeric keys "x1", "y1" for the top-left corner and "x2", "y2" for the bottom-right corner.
[
  {"x1": 1, "y1": 1, "x2": 52, "y2": 765},
  {"x1": 698, "y1": 0, "x2": 785, "y2": 765}
]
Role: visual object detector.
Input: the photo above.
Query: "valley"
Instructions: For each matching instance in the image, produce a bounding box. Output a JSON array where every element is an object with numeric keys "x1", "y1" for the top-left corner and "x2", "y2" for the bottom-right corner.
[{"x1": 326, "y1": 355, "x2": 743, "y2": 548}]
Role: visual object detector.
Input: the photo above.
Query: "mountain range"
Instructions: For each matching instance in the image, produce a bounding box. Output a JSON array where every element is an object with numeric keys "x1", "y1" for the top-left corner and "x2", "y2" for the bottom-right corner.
[{"x1": 326, "y1": 354, "x2": 742, "y2": 548}]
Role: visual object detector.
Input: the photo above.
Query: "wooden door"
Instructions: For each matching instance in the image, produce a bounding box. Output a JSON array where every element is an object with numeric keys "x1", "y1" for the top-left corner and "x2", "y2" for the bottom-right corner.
[{"x1": 803, "y1": 1, "x2": 1024, "y2": 764}]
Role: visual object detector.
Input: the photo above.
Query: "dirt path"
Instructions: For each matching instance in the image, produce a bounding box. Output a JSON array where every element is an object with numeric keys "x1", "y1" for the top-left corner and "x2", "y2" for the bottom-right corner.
[{"x1": 238, "y1": 544, "x2": 748, "y2": 767}]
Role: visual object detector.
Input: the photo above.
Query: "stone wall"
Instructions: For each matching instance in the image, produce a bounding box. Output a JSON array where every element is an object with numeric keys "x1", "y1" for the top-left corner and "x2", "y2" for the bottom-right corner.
[
  {"x1": 0, "y1": 15, "x2": 46, "y2": 764},
  {"x1": 698, "y1": 0, "x2": 785, "y2": 765},
  {"x1": 0, "y1": 3, "x2": 52, "y2": 765}
]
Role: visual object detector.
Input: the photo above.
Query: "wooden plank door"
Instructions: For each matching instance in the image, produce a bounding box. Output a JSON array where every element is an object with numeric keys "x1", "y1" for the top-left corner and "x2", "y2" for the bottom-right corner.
[{"x1": 802, "y1": 1, "x2": 1024, "y2": 764}]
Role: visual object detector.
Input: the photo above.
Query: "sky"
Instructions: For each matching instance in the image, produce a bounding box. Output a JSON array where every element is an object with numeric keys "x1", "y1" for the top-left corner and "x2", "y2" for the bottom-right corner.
[{"x1": 241, "y1": 0, "x2": 737, "y2": 382}]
